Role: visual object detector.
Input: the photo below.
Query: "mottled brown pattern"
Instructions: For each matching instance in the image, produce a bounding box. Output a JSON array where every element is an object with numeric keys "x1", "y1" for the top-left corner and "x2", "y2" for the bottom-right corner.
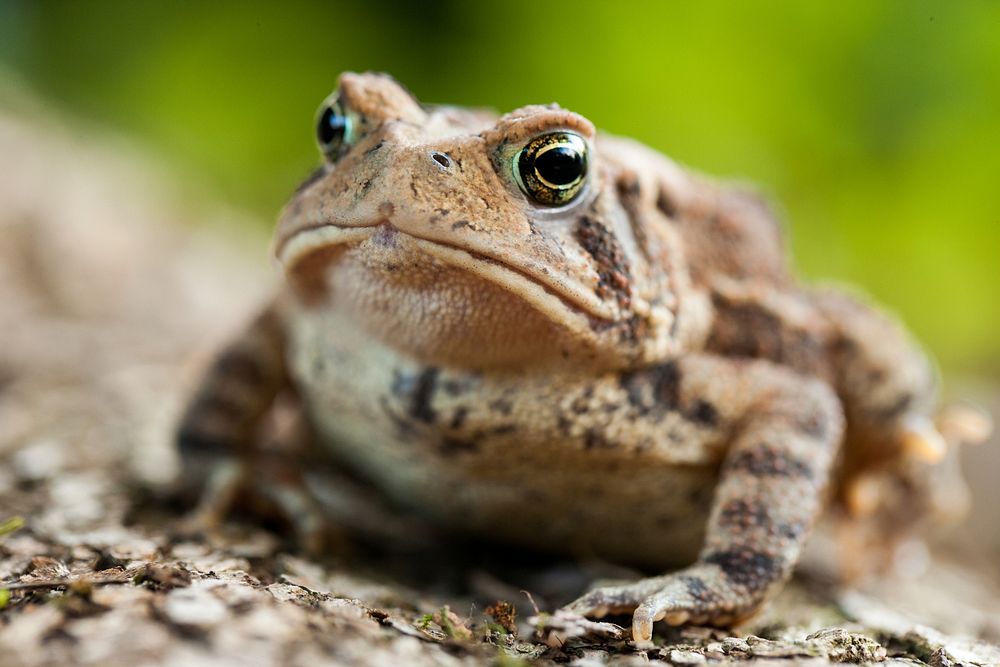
[
  {"x1": 178, "y1": 72, "x2": 957, "y2": 643},
  {"x1": 575, "y1": 214, "x2": 632, "y2": 308},
  {"x1": 707, "y1": 290, "x2": 828, "y2": 378},
  {"x1": 723, "y1": 446, "x2": 815, "y2": 479}
]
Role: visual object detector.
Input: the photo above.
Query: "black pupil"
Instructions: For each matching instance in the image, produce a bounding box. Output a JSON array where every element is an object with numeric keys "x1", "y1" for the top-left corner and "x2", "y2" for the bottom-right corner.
[
  {"x1": 318, "y1": 105, "x2": 348, "y2": 147},
  {"x1": 535, "y1": 145, "x2": 583, "y2": 186}
]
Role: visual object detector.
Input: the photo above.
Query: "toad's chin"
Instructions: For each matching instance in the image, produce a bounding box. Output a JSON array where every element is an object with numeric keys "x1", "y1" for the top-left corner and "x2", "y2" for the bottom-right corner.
[{"x1": 278, "y1": 223, "x2": 606, "y2": 368}]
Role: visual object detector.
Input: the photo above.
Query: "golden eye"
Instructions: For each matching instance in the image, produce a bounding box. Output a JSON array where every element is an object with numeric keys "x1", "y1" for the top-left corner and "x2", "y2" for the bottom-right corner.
[
  {"x1": 514, "y1": 132, "x2": 589, "y2": 206},
  {"x1": 315, "y1": 92, "x2": 355, "y2": 162}
]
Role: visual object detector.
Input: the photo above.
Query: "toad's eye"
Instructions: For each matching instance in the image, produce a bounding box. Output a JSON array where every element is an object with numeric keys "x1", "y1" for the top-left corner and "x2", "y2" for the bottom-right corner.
[
  {"x1": 515, "y1": 132, "x2": 589, "y2": 206},
  {"x1": 315, "y1": 94, "x2": 354, "y2": 162}
]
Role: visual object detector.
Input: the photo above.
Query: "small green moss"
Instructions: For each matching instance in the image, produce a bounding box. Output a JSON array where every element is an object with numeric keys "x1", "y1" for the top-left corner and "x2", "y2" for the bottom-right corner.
[
  {"x1": 417, "y1": 613, "x2": 434, "y2": 629},
  {"x1": 0, "y1": 589, "x2": 10, "y2": 610},
  {"x1": 0, "y1": 517, "x2": 24, "y2": 538},
  {"x1": 485, "y1": 622, "x2": 509, "y2": 636}
]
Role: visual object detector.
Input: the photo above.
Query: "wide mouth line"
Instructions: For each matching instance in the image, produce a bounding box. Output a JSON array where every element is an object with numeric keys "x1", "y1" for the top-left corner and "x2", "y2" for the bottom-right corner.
[
  {"x1": 275, "y1": 220, "x2": 381, "y2": 258},
  {"x1": 278, "y1": 220, "x2": 616, "y2": 322}
]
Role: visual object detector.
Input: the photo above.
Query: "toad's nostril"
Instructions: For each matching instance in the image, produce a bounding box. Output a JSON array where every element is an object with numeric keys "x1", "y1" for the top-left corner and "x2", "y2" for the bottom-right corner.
[{"x1": 430, "y1": 151, "x2": 452, "y2": 169}]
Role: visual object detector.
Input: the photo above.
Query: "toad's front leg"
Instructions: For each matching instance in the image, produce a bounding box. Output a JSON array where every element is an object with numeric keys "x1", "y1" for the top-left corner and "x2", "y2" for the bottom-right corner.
[
  {"x1": 566, "y1": 355, "x2": 844, "y2": 642},
  {"x1": 175, "y1": 302, "x2": 334, "y2": 551}
]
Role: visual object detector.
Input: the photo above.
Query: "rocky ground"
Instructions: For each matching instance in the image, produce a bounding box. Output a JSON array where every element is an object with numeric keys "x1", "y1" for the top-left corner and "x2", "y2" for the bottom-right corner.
[{"x1": 1, "y1": 101, "x2": 999, "y2": 666}]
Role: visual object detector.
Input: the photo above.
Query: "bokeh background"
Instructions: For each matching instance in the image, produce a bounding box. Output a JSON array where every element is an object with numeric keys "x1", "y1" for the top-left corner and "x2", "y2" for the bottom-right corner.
[{"x1": 1, "y1": 0, "x2": 998, "y2": 374}]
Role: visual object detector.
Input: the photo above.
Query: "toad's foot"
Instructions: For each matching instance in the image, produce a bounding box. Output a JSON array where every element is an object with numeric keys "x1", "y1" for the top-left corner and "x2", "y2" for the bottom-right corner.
[
  {"x1": 936, "y1": 402, "x2": 993, "y2": 448},
  {"x1": 565, "y1": 565, "x2": 760, "y2": 642},
  {"x1": 844, "y1": 403, "x2": 992, "y2": 524},
  {"x1": 176, "y1": 456, "x2": 340, "y2": 555}
]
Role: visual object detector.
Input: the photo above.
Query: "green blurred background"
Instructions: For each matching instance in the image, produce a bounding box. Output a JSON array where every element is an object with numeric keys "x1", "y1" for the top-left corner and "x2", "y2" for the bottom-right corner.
[{"x1": 1, "y1": 0, "x2": 997, "y2": 374}]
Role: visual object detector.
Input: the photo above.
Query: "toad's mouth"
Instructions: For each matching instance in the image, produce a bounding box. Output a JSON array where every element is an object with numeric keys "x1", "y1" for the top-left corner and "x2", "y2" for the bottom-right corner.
[{"x1": 276, "y1": 221, "x2": 620, "y2": 330}]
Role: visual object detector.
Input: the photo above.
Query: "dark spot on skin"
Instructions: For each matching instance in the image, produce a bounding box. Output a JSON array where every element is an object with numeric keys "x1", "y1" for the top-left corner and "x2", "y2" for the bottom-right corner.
[
  {"x1": 441, "y1": 379, "x2": 466, "y2": 396},
  {"x1": 556, "y1": 415, "x2": 573, "y2": 435},
  {"x1": 634, "y1": 437, "x2": 654, "y2": 453},
  {"x1": 451, "y1": 220, "x2": 470, "y2": 231},
  {"x1": 439, "y1": 438, "x2": 477, "y2": 455},
  {"x1": 617, "y1": 314, "x2": 649, "y2": 345},
  {"x1": 777, "y1": 521, "x2": 806, "y2": 541},
  {"x1": 582, "y1": 429, "x2": 614, "y2": 449},
  {"x1": 193, "y1": 394, "x2": 248, "y2": 422},
  {"x1": 656, "y1": 187, "x2": 679, "y2": 218},
  {"x1": 370, "y1": 223, "x2": 400, "y2": 248},
  {"x1": 687, "y1": 485, "x2": 714, "y2": 507},
  {"x1": 652, "y1": 361, "x2": 682, "y2": 409},
  {"x1": 678, "y1": 575, "x2": 722, "y2": 606},
  {"x1": 867, "y1": 367, "x2": 887, "y2": 384},
  {"x1": 830, "y1": 335, "x2": 858, "y2": 357},
  {"x1": 570, "y1": 397, "x2": 590, "y2": 414},
  {"x1": 687, "y1": 400, "x2": 719, "y2": 427},
  {"x1": 717, "y1": 499, "x2": 772, "y2": 531},
  {"x1": 724, "y1": 445, "x2": 814, "y2": 479},
  {"x1": 574, "y1": 215, "x2": 632, "y2": 308},
  {"x1": 293, "y1": 166, "x2": 326, "y2": 195},
  {"x1": 589, "y1": 315, "x2": 618, "y2": 334},
  {"x1": 176, "y1": 429, "x2": 234, "y2": 458},
  {"x1": 619, "y1": 360, "x2": 682, "y2": 416},
  {"x1": 794, "y1": 412, "x2": 827, "y2": 439},
  {"x1": 410, "y1": 367, "x2": 439, "y2": 424},
  {"x1": 876, "y1": 392, "x2": 914, "y2": 421},
  {"x1": 491, "y1": 424, "x2": 517, "y2": 436},
  {"x1": 379, "y1": 396, "x2": 417, "y2": 437},
  {"x1": 214, "y1": 350, "x2": 267, "y2": 387},
  {"x1": 360, "y1": 178, "x2": 372, "y2": 192},
  {"x1": 703, "y1": 548, "x2": 784, "y2": 592},
  {"x1": 717, "y1": 501, "x2": 809, "y2": 543},
  {"x1": 365, "y1": 140, "x2": 384, "y2": 156},
  {"x1": 618, "y1": 173, "x2": 641, "y2": 198},
  {"x1": 709, "y1": 298, "x2": 781, "y2": 357},
  {"x1": 450, "y1": 407, "x2": 468, "y2": 429},
  {"x1": 620, "y1": 373, "x2": 649, "y2": 414},
  {"x1": 490, "y1": 398, "x2": 513, "y2": 415}
]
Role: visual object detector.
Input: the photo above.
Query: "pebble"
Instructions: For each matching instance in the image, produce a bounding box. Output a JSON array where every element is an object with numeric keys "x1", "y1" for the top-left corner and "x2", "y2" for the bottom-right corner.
[{"x1": 162, "y1": 587, "x2": 228, "y2": 628}]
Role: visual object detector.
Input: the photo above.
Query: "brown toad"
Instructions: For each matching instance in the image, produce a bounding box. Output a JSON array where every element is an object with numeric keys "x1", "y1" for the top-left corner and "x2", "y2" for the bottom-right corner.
[{"x1": 177, "y1": 72, "x2": 984, "y2": 641}]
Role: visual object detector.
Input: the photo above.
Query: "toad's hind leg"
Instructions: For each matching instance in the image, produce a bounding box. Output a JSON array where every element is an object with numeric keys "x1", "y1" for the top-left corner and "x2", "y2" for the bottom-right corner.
[
  {"x1": 566, "y1": 356, "x2": 844, "y2": 642},
  {"x1": 708, "y1": 280, "x2": 976, "y2": 576},
  {"x1": 809, "y1": 289, "x2": 984, "y2": 576}
]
